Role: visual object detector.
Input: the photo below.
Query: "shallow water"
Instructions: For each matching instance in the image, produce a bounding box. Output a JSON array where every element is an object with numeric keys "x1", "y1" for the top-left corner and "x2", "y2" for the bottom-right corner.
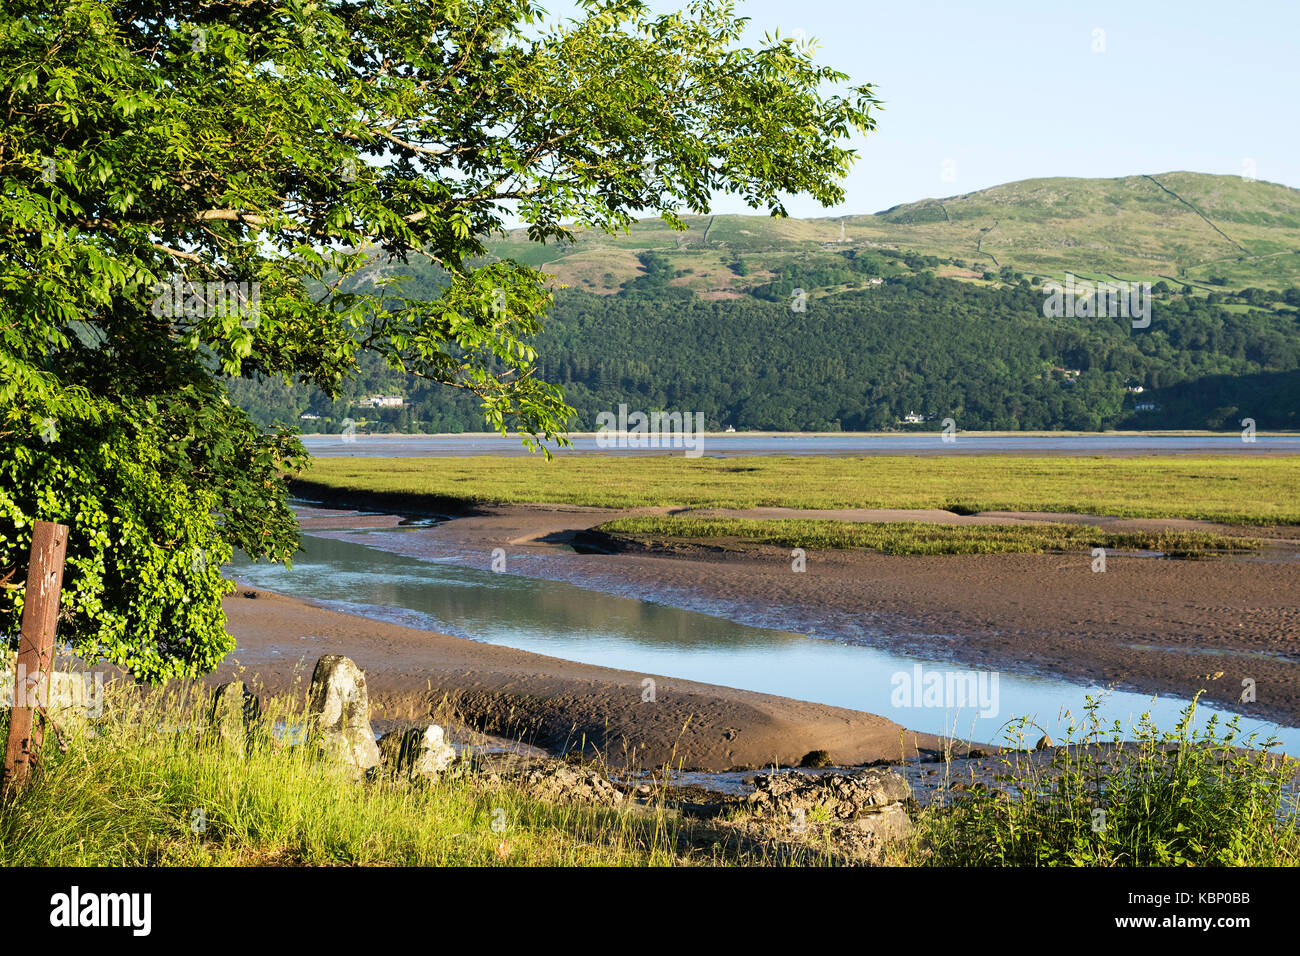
[
  {"x1": 230, "y1": 532, "x2": 1300, "y2": 752},
  {"x1": 302, "y1": 432, "x2": 1300, "y2": 458}
]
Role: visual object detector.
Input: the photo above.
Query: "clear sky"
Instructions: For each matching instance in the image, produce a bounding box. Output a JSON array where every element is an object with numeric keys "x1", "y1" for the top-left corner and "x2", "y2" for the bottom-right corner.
[{"x1": 545, "y1": 0, "x2": 1300, "y2": 217}]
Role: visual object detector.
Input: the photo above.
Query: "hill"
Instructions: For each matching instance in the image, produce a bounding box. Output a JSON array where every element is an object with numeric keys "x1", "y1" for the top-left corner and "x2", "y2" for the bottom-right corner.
[
  {"x1": 488, "y1": 172, "x2": 1300, "y2": 296},
  {"x1": 227, "y1": 172, "x2": 1300, "y2": 436}
]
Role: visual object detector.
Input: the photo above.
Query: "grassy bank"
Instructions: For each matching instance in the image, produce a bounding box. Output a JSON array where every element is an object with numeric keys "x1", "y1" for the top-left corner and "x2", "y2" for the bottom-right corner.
[
  {"x1": 0, "y1": 684, "x2": 698, "y2": 866},
  {"x1": 3, "y1": 684, "x2": 1296, "y2": 867},
  {"x1": 298, "y1": 454, "x2": 1300, "y2": 525},
  {"x1": 920, "y1": 696, "x2": 1300, "y2": 866},
  {"x1": 594, "y1": 516, "x2": 1259, "y2": 557}
]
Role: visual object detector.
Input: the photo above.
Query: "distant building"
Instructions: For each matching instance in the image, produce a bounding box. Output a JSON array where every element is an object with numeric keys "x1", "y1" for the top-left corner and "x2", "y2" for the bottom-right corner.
[
  {"x1": 902, "y1": 411, "x2": 925, "y2": 424},
  {"x1": 1126, "y1": 385, "x2": 1145, "y2": 393},
  {"x1": 299, "y1": 413, "x2": 320, "y2": 420},
  {"x1": 866, "y1": 277, "x2": 884, "y2": 286},
  {"x1": 359, "y1": 395, "x2": 405, "y2": 408},
  {"x1": 725, "y1": 425, "x2": 736, "y2": 433}
]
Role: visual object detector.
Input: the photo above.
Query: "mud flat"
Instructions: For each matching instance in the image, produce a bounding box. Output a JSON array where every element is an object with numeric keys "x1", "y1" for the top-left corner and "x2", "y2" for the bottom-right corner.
[
  {"x1": 291, "y1": 501, "x2": 1300, "y2": 727},
  {"x1": 216, "y1": 586, "x2": 958, "y2": 771}
]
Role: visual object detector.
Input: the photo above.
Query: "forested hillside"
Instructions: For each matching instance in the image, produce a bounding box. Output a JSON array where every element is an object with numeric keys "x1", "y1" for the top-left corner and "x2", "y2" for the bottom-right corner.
[
  {"x1": 229, "y1": 269, "x2": 1300, "y2": 433},
  {"x1": 227, "y1": 172, "x2": 1300, "y2": 435}
]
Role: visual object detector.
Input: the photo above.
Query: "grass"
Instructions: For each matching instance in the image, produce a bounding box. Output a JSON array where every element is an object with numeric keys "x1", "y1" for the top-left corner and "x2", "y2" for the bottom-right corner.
[
  {"x1": 298, "y1": 453, "x2": 1300, "y2": 525},
  {"x1": 0, "y1": 682, "x2": 709, "y2": 867},
  {"x1": 3, "y1": 684, "x2": 1296, "y2": 866},
  {"x1": 917, "y1": 695, "x2": 1300, "y2": 866},
  {"x1": 593, "y1": 516, "x2": 1259, "y2": 557}
]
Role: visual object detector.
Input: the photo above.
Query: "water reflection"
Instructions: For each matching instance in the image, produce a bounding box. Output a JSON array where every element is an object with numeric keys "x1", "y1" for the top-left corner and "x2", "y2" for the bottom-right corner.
[{"x1": 230, "y1": 534, "x2": 1300, "y2": 752}]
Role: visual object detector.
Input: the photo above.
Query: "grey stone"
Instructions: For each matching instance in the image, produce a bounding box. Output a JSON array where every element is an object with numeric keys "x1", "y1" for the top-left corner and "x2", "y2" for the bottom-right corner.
[
  {"x1": 378, "y1": 724, "x2": 456, "y2": 780},
  {"x1": 746, "y1": 767, "x2": 913, "y2": 820},
  {"x1": 489, "y1": 759, "x2": 625, "y2": 805},
  {"x1": 208, "y1": 680, "x2": 260, "y2": 753},
  {"x1": 731, "y1": 767, "x2": 915, "y2": 862},
  {"x1": 307, "y1": 655, "x2": 380, "y2": 774}
]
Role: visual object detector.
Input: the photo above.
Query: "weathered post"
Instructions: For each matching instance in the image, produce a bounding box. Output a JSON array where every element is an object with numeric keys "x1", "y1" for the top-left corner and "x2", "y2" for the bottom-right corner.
[{"x1": 2, "y1": 521, "x2": 69, "y2": 795}]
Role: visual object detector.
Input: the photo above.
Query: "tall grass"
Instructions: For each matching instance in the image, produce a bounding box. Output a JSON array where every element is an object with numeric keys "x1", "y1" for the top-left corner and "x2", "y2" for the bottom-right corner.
[
  {"x1": 917, "y1": 695, "x2": 1300, "y2": 866},
  {"x1": 0, "y1": 682, "x2": 699, "y2": 867},
  {"x1": 6, "y1": 683, "x2": 1296, "y2": 866}
]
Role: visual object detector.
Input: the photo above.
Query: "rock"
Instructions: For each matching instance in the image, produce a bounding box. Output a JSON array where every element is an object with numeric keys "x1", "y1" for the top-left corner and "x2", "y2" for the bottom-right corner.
[
  {"x1": 378, "y1": 724, "x2": 457, "y2": 780},
  {"x1": 747, "y1": 767, "x2": 913, "y2": 821},
  {"x1": 843, "y1": 802, "x2": 912, "y2": 847},
  {"x1": 718, "y1": 767, "x2": 915, "y2": 863},
  {"x1": 493, "y1": 759, "x2": 624, "y2": 805},
  {"x1": 799, "y1": 749, "x2": 833, "y2": 768},
  {"x1": 208, "y1": 680, "x2": 260, "y2": 753},
  {"x1": 1035, "y1": 734, "x2": 1054, "y2": 751},
  {"x1": 307, "y1": 655, "x2": 380, "y2": 774}
]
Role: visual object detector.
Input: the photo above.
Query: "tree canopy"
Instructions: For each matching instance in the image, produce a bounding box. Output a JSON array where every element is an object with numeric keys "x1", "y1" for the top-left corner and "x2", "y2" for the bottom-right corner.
[{"x1": 0, "y1": 0, "x2": 876, "y2": 679}]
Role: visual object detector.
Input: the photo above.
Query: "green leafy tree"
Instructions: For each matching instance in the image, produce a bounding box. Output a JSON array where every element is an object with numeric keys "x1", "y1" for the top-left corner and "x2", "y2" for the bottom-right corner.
[{"x1": 0, "y1": 0, "x2": 877, "y2": 679}]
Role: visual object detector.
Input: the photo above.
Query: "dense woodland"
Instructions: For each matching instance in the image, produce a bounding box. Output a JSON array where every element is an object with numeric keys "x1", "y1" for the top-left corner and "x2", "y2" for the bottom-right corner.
[{"x1": 227, "y1": 252, "x2": 1300, "y2": 435}]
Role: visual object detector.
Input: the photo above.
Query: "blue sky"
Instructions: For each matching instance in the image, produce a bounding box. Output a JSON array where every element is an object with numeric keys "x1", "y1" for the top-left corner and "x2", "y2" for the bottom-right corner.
[{"x1": 545, "y1": 0, "x2": 1300, "y2": 217}]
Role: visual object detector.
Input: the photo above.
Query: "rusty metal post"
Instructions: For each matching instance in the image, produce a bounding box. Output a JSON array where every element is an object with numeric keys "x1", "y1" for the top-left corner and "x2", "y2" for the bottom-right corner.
[{"x1": 2, "y1": 521, "x2": 69, "y2": 795}]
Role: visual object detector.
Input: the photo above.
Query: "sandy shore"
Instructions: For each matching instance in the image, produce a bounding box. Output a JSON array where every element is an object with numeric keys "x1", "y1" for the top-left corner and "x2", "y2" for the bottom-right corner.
[
  {"x1": 290, "y1": 500, "x2": 1300, "y2": 727},
  {"x1": 217, "y1": 587, "x2": 955, "y2": 771}
]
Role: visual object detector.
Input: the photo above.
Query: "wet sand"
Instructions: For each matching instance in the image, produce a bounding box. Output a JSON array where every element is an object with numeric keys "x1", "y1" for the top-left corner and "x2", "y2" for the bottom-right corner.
[
  {"x1": 218, "y1": 587, "x2": 956, "y2": 771},
  {"x1": 308, "y1": 501, "x2": 1300, "y2": 727},
  {"x1": 220, "y1": 496, "x2": 1300, "y2": 775}
]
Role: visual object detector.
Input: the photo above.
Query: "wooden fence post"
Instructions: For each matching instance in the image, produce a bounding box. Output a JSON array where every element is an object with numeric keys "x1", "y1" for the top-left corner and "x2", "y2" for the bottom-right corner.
[{"x1": 2, "y1": 521, "x2": 69, "y2": 796}]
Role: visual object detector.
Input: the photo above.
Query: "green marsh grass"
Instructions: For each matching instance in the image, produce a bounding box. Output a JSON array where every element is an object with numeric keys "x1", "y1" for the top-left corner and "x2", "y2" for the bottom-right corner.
[
  {"x1": 595, "y1": 516, "x2": 1258, "y2": 557},
  {"x1": 297, "y1": 454, "x2": 1300, "y2": 525}
]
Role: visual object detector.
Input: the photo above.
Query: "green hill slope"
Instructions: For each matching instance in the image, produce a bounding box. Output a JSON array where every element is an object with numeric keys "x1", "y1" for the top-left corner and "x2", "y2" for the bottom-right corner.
[{"x1": 489, "y1": 172, "x2": 1300, "y2": 295}]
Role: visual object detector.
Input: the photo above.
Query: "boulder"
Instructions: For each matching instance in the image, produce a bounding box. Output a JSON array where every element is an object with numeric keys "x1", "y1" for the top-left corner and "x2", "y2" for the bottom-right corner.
[
  {"x1": 378, "y1": 724, "x2": 457, "y2": 780},
  {"x1": 307, "y1": 655, "x2": 380, "y2": 775},
  {"x1": 731, "y1": 767, "x2": 915, "y2": 862},
  {"x1": 208, "y1": 680, "x2": 260, "y2": 753},
  {"x1": 487, "y1": 759, "x2": 625, "y2": 805},
  {"x1": 747, "y1": 767, "x2": 913, "y2": 820}
]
